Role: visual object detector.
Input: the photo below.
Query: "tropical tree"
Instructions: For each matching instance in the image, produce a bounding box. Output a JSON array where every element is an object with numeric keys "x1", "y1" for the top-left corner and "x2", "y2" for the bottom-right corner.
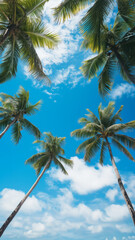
[
  {"x1": 0, "y1": 0, "x2": 59, "y2": 84},
  {"x1": 81, "y1": 14, "x2": 135, "y2": 96},
  {"x1": 54, "y1": 0, "x2": 135, "y2": 51},
  {"x1": 0, "y1": 132, "x2": 73, "y2": 237},
  {"x1": 0, "y1": 86, "x2": 41, "y2": 143},
  {"x1": 71, "y1": 102, "x2": 135, "y2": 225}
]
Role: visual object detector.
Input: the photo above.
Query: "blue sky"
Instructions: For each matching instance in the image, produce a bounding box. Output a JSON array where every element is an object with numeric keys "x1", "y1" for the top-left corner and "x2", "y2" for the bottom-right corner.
[{"x1": 0, "y1": 0, "x2": 135, "y2": 239}]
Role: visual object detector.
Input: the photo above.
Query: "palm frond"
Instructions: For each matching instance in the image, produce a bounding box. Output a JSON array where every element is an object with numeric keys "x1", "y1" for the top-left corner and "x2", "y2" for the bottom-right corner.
[
  {"x1": 99, "y1": 139, "x2": 107, "y2": 165},
  {"x1": 33, "y1": 155, "x2": 51, "y2": 175},
  {"x1": 19, "y1": 32, "x2": 51, "y2": 85},
  {"x1": 71, "y1": 128, "x2": 95, "y2": 138},
  {"x1": 118, "y1": 0, "x2": 135, "y2": 27},
  {"x1": 54, "y1": 157, "x2": 68, "y2": 175},
  {"x1": 58, "y1": 156, "x2": 73, "y2": 168},
  {"x1": 0, "y1": 35, "x2": 19, "y2": 83},
  {"x1": 98, "y1": 55, "x2": 115, "y2": 96},
  {"x1": 109, "y1": 105, "x2": 123, "y2": 125},
  {"x1": 25, "y1": 152, "x2": 47, "y2": 164},
  {"x1": 25, "y1": 20, "x2": 59, "y2": 49},
  {"x1": 113, "y1": 134, "x2": 135, "y2": 149},
  {"x1": 112, "y1": 137, "x2": 135, "y2": 162},
  {"x1": 84, "y1": 137, "x2": 101, "y2": 162},
  {"x1": 21, "y1": 118, "x2": 41, "y2": 139},
  {"x1": 80, "y1": 0, "x2": 114, "y2": 52},
  {"x1": 85, "y1": 108, "x2": 101, "y2": 125},
  {"x1": 54, "y1": 0, "x2": 89, "y2": 23},
  {"x1": 23, "y1": 0, "x2": 49, "y2": 17},
  {"x1": 76, "y1": 137, "x2": 96, "y2": 153},
  {"x1": 81, "y1": 52, "x2": 107, "y2": 81},
  {"x1": 12, "y1": 121, "x2": 22, "y2": 144},
  {"x1": 0, "y1": 116, "x2": 11, "y2": 130}
]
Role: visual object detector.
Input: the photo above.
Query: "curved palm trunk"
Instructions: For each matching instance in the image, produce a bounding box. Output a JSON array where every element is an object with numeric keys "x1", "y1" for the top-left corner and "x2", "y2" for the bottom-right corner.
[
  {"x1": 0, "y1": 119, "x2": 16, "y2": 139},
  {"x1": 105, "y1": 137, "x2": 135, "y2": 225},
  {"x1": 0, "y1": 160, "x2": 51, "y2": 237}
]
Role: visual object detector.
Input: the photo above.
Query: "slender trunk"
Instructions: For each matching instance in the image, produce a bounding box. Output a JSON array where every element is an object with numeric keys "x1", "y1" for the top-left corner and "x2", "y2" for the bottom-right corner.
[
  {"x1": 0, "y1": 160, "x2": 51, "y2": 237},
  {"x1": 0, "y1": 118, "x2": 16, "y2": 139},
  {"x1": 105, "y1": 137, "x2": 135, "y2": 225},
  {"x1": 111, "y1": 45, "x2": 135, "y2": 84}
]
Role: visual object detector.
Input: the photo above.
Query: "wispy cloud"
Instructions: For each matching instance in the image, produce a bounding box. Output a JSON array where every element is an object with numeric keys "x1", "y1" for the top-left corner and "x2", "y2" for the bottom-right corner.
[{"x1": 110, "y1": 83, "x2": 135, "y2": 99}]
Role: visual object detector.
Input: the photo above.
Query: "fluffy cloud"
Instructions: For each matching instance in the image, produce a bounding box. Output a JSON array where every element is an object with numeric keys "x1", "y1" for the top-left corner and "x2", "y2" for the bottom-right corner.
[
  {"x1": 0, "y1": 188, "x2": 43, "y2": 215},
  {"x1": 88, "y1": 225, "x2": 103, "y2": 233},
  {"x1": 116, "y1": 224, "x2": 135, "y2": 233},
  {"x1": 106, "y1": 188, "x2": 118, "y2": 202},
  {"x1": 110, "y1": 83, "x2": 135, "y2": 99},
  {"x1": 50, "y1": 156, "x2": 117, "y2": 194},
  {"x1": 105, "y1": 204, "x2": 129, "y2": 222}
]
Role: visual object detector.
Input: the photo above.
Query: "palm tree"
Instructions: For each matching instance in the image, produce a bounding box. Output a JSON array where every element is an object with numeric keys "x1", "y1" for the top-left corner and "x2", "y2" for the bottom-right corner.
[
  {"x1": 71, "y1": 102, "x2": 135, "y2": 225},
  {"x1": 0, "y1": 86, "x2": 41, "y2": 143},
  {"x1": 0, "y1": 132, "x2": 73, "y2": 237},
  {"x1": 81, "y1": 14, "x2": 135, "y2": 96},
  {"x1": 54, "y1": 0, "x2": 135, "y2": 51},
  {"x1": 0, "y1": 0, "x2": 59, "y2": 84}
]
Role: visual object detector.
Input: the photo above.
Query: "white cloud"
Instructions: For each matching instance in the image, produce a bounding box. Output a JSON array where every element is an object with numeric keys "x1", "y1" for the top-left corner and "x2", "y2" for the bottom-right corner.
[
  {"x1": 110, "y1": 83, "x2": 135, "y2": 99},
  {"x1": 88, "y1": 225, "x2": 103, "y2": 233},
  {"x1": 53, "y1": 65, "x2": 82, "y2": 86},
  {"x1": 105, "y1": 204, "x2": 129, "y2": 221},
  {"x1": 50, "y1": 156, "x2": 117, "y2": 195},
  {"x1": 0, "y1": 188, "x2": 43, "y2": 215},
  {"x1": 116, "y1": 224, "x2": 135, "y2": 233},
  {"x1": 106, "y1": 188, "x2": 118, "y2": 202}
]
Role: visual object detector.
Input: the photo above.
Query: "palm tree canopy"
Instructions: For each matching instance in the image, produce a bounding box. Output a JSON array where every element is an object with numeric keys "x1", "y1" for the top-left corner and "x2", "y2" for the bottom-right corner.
[
  {"x1": 81, "y1": 14, "x2": 135, "y2": 96},
  {"x1": 71, "y1": 102, "x2": 135, "y2": 163},
  {"x1": 54, "y1": 0, "x2": 135, "y2": 51},
  {"x1": 0, "y1": 86, "x2": 41, "y2": 143},
  {"x1": 26, "y1": 132, "x2": 73, "y2": 175},
  {"x1": 0, "y1": 0, "x2": 59, "y2": 84}
]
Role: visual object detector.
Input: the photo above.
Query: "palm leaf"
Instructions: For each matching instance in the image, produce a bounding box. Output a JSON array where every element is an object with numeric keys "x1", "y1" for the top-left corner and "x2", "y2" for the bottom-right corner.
[
  {"x1": 33, "y1": 155, "x2": 51, "y2": 175},
  {"x1": 117, "y1": 0, "x2": 135, "y2": 27},
  {"x1": 0, "y1": 35, "x2": 19, "y2": 83},
  {"x1": 71, "y1": 128, "x2": 95, "y2": 138},
  {"x1": 98, "y1": 55, "x2": 115, "y2": 96},
  {"x1": 111, "y1": 137, "x2": 135, "y2": 162},
  {"x1": 54, "y1": 157, "x2": 68, "y2": 175},
  {"x1": 58, "y1": 156, "x2": 73, "y2": 168},
  {"x1": 99, "y1": 139, "x2": 107, "y2": 165},
  {"x1": 84, "y1": 137, "x2": 101, "y2": 162},
  {"x1": 19, "y1": 32, "x2": 51, "y2": 85},
  {"x1": 25, "y1": 20, "x2": 59, "y2": 48},
  {"x1": 113, "y1": 134, "x2": 135, "y2": 149},
  {"x1": 54, "y1": 0, "x2": 89, "y2": 23},
  {"x1": 12, "y1": 121, "x2": 22, "y2": 144},
  {"x1": 81, "y1": 52, "x2": 107, "y2": 80},
  {"x1": 76, "y1": 137, "x2": 96, "y2": 153},
  {"x1": 21, "y1": 118, "x2": 41, "y2": 139},
  {"x1": 25, "y1": 152, "x2": 47, "y2": 164}
]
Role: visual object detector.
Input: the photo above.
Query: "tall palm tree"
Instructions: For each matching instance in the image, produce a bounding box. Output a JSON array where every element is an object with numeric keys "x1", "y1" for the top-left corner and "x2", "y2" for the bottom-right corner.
[
  {"x1": 0, "y1": 86, "x2": 41, "y2": 143},
  {"x1": 81, "y1": 14, "x2": 135, "y2": 96},
  {"x1": 54, "y1": 0, "x2": 135, "y2": 51},
  {"x1": 71, "y1": 102, "x2": 135, "y2": 225},
  {"x1": 0, "y1": 0, "x2": 59, "y2": 84},
  {"x1": 0, "y1": 132, "x2": 73, "y2": 237}
]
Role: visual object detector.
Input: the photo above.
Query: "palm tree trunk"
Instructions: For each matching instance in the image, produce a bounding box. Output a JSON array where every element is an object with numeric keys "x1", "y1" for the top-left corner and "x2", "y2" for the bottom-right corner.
[
  {"x1": 0, "y1": 119, "x2": 16, "y2": 139},
  {"x1": 105, "y1": 137, "x2": 135, "y2": 225},
  {"x1": 0, "y1": 160, "x2": 51, "y2": 237}
]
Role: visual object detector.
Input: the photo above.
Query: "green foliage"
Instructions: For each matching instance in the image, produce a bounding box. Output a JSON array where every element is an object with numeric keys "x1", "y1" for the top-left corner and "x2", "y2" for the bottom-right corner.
[
  {"x1": 0, "y1": 86, "x2": 41, "y2": 143},
  {"x1": 0, "y1": 0, "x2": 59, "y2": 84},
  {"x1": 71, "y1": 102, "x2": 135, "y2": 163},
  {"x1": 26, "y1": 132, "x2": 73, "y2": 175}
]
